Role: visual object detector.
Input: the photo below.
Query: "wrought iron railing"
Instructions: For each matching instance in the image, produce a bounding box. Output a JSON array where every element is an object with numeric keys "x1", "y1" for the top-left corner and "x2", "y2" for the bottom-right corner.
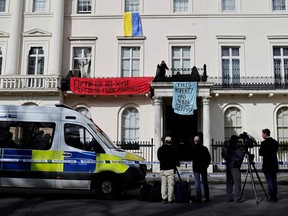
[
  {"x1": 211, "y1": 141, "x2": 288, "y2": 172},
  {"x1": 0, "y1": 75, "x2": 61, "y2": 91},
  {"x1": 208, "y1": 76, "x2": 288, "y2": 90},
  {"x1": 114, "y1": 140, "x2": 154, "y2": 171}
]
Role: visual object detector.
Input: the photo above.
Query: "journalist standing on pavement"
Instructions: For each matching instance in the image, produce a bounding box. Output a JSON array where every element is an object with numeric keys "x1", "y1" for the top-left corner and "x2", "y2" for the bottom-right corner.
[
  {"x1": 259, "y1": 128, "x2": 279, "y2": 202},
  {"x1": 221, "y1": 135, "x2": 244, "y2": 203},
  {"x1": 157, "y1": 136, "x2": 179, "y2": 204},
  {"x1": 191, "y1": 135, "x2": 211, "y2": 202}
]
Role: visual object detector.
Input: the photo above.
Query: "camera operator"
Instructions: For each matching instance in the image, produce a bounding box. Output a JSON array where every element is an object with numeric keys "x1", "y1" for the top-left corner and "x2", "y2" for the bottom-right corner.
[
  {"x1": 259, "y1": 128, "x2": 279, "y2": 202},
  {"x1": 221, "y1": 135, "x2": 245, "y2": 203}
]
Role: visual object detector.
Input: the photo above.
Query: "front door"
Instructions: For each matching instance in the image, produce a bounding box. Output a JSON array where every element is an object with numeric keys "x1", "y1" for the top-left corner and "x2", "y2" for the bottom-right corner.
[{"x1": 164, "y1": 104, "x2": 198, "y2": 160}]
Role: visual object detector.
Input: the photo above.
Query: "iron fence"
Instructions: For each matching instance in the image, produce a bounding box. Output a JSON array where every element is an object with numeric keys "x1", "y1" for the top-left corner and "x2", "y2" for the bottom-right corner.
[
  {"x1": 211, "y1": 141, "x2": 288, "y2": 172},
  {"x1": 114, "y1": 140, "x2": 154, "y2": 171}
]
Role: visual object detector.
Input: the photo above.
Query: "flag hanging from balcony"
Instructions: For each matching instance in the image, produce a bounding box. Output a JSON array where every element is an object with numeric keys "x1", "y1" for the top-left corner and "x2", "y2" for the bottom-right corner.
[
  {"x1": 172, "y1": 82, "x2": 198, "y2": 115},
  {"x1": 124, "y1": 12, "x2": 143, "y2": 36}
]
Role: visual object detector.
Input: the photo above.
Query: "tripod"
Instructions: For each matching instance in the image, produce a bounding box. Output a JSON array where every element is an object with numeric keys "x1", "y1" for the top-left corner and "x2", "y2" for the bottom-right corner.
[{"x1": 240, "y1": 151, "x2": 268, "y2": 204}]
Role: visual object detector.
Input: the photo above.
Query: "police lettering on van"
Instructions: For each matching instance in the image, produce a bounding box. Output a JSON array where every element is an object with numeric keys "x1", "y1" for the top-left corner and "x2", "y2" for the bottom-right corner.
[{"x1": 0, "y1": 104, "x2": 147, "y2": 199}]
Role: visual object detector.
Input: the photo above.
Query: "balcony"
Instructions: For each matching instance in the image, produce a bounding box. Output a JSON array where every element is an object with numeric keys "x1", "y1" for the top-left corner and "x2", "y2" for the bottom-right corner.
[
  {"x1": 208, "y1": 76, "x2": 288, "y2": 90},
  {"x1": 0, "y1": 75, "x2": 62, "y2": 95}
]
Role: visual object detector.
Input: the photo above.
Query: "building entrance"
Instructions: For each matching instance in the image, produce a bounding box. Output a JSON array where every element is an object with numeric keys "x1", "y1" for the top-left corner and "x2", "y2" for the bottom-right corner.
[{"x1": 164, "y1": 104, "x2": 198, "y2": 160}]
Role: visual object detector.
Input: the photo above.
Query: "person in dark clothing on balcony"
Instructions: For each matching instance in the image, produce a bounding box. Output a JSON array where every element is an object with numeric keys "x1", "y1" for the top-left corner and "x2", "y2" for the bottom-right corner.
[
  {"x1": 259, "y1": 128, "x2": 279, "y2": 202},
  {"x1": 157, "y1": 136, "x2": 179, "y2": 204},
  {"x1": 155, "y1": 60, "x2": 169, "y2": 81}
]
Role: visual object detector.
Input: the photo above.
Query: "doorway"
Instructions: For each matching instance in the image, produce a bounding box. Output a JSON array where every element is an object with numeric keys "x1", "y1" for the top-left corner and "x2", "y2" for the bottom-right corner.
[{"x1": 164, "y1": 102, "x2": 199, "y2": 160}]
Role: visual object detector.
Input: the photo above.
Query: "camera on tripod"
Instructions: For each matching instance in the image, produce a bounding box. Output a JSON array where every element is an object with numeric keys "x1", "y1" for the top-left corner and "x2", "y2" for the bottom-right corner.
[{"x1": 238, "y1": 132, "x2": 257, "y2": 149}]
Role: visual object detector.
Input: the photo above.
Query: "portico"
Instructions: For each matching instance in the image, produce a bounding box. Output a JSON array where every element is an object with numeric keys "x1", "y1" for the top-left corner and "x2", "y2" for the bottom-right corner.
[{"x1": 151, "y1": 81, "x2": 214, "y2": 171}]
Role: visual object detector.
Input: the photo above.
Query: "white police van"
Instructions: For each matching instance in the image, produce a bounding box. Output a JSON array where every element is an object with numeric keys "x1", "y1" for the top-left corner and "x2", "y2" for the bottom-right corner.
[{"x1": 0, "y1": 104, "x2": 147, "y2": 199}]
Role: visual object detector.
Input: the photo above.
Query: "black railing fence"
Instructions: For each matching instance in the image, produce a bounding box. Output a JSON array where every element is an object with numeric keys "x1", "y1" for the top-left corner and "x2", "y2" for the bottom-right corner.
[
  {"x1": 211, "y1": 140, "x2": 288, "y2": 172},
  {"x1": 114, "y1": 140, "x2": 154, "y2": 171}
]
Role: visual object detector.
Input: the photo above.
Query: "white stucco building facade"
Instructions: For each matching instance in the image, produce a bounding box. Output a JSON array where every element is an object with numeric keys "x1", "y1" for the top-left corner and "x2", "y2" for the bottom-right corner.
[{"x1": 0, "y1": 0, "x2": 288, "y2": 168}]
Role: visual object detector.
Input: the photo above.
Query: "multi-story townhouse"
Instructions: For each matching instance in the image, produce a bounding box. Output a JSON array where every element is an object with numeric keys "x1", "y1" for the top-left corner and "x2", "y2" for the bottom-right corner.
[{"x1": 0, "y1": 0, "x2": 288, "y2": 169}]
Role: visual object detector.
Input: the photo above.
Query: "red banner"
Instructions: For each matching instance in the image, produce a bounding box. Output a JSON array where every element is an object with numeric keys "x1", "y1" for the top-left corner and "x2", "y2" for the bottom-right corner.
[{"x1": 70, "y1": 77, "x2": 154, "y2": 96}]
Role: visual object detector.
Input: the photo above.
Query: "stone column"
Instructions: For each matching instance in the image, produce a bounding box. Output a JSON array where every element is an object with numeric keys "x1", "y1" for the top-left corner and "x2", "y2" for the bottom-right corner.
[
  {"x1": 202, "y1": 96, "x2": 212, "y2": 172},
  {"x1": 50, "y1": 0, "x2": 65, "y2": 75},
  {"x1": 202, "y1": 97, "x2": 211, "y2": 148},
  {"x1": 153, "y1": 96, "x2": 162, "y2": 172},
  {"x1": 6, "y1": 0, "x2": 23, "y2": 75}
]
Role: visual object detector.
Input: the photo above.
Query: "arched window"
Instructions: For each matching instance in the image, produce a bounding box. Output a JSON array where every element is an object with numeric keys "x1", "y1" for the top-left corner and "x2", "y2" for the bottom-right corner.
[
  {"x1": 75, "y1": 106, "x2": 91, "y2": 119},
  {"x1": 122, "y1": 107, "x2": 139, "y2": 142},
  {"x1": 224, "y1": 107, "x2": 242, "y2": 141},
  {"x1": 277, "y1": 107, "x2": 288, "y2": 143}
]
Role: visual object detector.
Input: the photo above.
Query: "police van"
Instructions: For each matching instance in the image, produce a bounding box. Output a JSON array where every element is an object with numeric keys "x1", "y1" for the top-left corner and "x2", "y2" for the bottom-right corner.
[{"x1": 0, "y1": 104, "x2": 147, "y2": 199}]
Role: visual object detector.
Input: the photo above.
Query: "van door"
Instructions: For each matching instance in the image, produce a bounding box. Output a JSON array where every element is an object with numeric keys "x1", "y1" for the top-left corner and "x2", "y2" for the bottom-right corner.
[
  {"x1": 58, "y1": 123, "x2": 100, "y2": 190},
  {"x1": 0, "y1": 120, "x2": 57, "y2": 188}
]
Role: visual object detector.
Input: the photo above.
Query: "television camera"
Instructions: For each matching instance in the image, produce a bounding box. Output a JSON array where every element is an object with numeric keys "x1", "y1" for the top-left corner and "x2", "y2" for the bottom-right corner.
[{"x1": 238, "y1": 132, "x2": 257, "y2": 149}]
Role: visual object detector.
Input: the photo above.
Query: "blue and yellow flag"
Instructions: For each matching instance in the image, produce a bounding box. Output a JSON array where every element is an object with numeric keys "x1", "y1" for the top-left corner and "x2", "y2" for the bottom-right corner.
[{"x1": 124, "y1": 12, "x2": 143, "y2": 36}]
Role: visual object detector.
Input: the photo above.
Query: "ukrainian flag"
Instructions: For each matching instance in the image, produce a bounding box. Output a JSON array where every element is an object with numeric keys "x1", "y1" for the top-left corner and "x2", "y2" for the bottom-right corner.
[{"x1": 124, "y1": 12, "x2": 143, "y2": 36}]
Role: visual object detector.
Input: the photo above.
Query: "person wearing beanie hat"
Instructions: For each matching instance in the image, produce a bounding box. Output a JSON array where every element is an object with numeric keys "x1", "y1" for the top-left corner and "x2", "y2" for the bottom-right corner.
[{"x1": 157, "y1": 136, "x2": 179, "y2": 204}]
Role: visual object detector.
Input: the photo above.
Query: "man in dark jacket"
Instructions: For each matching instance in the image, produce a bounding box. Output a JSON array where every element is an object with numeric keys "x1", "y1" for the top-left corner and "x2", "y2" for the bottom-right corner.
[
  {"x1": 259, "y1": 128, "x2": 279, "y2": 202},
  {"x1": 221, "y1": 135, "x2": 244, "y2": 203},
  {"x1": 157, "y1": 136, "x2": 179, "y2": 204},
  {"x1": 191, "y1": 135, "x2": 211, "y2": 202}
]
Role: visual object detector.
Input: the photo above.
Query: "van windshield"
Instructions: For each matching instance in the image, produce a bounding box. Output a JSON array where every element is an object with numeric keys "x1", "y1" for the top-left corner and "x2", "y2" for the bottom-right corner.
[{"x1": 88, "y1": 123, "x2": 117, "y2": 149}]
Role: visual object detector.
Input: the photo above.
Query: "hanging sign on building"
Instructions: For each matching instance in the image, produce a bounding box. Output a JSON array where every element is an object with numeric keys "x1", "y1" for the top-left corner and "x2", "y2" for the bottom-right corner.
[
  {"x1": 70, "y1": 77, "x2": 154, "y2": 96},
  {"x1": 172, "y1": 82, "x2": 198, "y2": 115}
]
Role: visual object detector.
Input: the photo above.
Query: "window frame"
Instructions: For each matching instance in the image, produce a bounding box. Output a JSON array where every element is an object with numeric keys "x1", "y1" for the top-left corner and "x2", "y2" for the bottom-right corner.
[
  {"x1": 217, "y1": 36, "x2": 246, "y2": 83},
  {"x1": 72, "y1": 47, "x2": 92, "y2": 78},
  {"x1": 272, "y1": 0, "x2": 287, "y2": 11},
  {"x1": 77, "y1": 0, "x2": 92, "y2": 14},
  {"x1": 69, "y1": 37, "x2": 97, "y2": 78},
  {"x1": 220, "y1": 0, "x2": 241, "y2": 13},
  {"x1": 272, "y1": 46, "x2": 288, "y2": 84},
  {"x1": 22, "y1": 41, "x2": 49, "y2": 76},
  {"x1": 224, "y1": 106, "x2": 242, "y2": 141},
  {"x1": 167, "y1": 36, "x2": 196, "y2": 76},
  {"x1": 276, "y1": 106, "x2": 288, "y2": 143},
  {"x1": 124, "y1": 0, "x2": 140, "y2": 13},
  {"x1": 0, "y1": 0, "x2": 7, "y2": 13},
  {"x1": 120, "y1": 46, "x2": 141, "y2": 77},
  {"x1": 119, "y1": 105, "x2": 140, "y2": 143},
  {"x1": 117, "y1": 37, "x2": 145, "y2": 77},
  {"x1": 172, "y1": 0, "x2": 190, "y2": 13},
  {"x1": 221, "y1": 46, "x2": 241, "y2": 84}
]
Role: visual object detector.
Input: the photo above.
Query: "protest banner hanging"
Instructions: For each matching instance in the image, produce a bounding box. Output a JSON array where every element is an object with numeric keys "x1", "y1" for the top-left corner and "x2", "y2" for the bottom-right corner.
[
  {"x1": 172, "y1": 82, "x2": 198, "y2": 115},
  {"x1": 70, "y1": 77, "x2": 154, "y2": 96}
]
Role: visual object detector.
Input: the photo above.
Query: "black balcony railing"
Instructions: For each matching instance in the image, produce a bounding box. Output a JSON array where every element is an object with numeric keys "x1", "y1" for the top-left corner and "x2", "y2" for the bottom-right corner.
[{"x1": 209, "y1": 76, "x2": 288, "y2": 90}]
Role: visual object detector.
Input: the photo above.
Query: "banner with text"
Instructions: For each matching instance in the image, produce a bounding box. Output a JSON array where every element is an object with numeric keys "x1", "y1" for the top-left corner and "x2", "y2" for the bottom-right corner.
[
  {"x1": 172, "y1": 82, "x2": 198, "y2": 115},
  {"x1": 70, "y1": 77, "x2": 154, "y2": 96}
]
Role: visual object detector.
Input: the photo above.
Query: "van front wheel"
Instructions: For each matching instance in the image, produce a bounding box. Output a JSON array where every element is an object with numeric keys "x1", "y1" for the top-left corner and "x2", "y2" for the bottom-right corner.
[{"x1": 94, "y1": 176, "x2": 119, "y2": 200}]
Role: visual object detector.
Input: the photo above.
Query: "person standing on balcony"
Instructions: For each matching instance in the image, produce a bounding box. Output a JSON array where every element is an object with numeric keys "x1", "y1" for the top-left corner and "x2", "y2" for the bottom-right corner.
[
  {"x1": 221, "y1": 135, "x2": 244, "y2": 203},
  {"x1": 157, "y1": 136, "x2": 179, "y2": 204},
  {"x1": 155, "y1": 60, "x2": 169, "y2": 81},
  {"x1": 259, "y1": 128, "x2": 279, "y2": 202},
  {"x1": 191, "y1": 135, "x2": 211, "y2": 202}
]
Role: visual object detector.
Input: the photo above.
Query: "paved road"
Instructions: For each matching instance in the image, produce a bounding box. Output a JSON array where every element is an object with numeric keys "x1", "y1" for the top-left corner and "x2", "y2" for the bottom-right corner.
[{"x1": 1, "y1": 183, "x2": 288, "y2": 216}]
